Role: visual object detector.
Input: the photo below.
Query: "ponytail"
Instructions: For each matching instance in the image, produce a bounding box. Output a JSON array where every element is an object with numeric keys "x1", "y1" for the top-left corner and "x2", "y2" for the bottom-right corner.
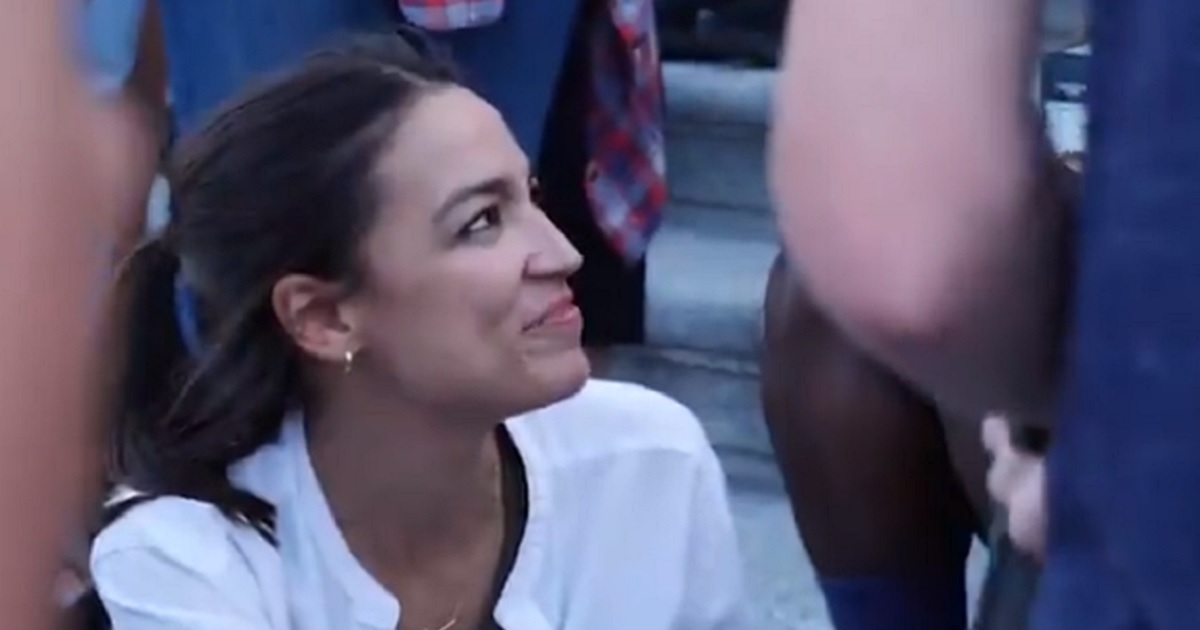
[
  {"x1": 108, "y1": 235, "x2": 292, "y2": 544},
  {"x1": 114, "y1": 238, "x2": 187, "y2": 453},
  {"x1": 100, "y1": 32, "x2": 462, "y2": 544}
]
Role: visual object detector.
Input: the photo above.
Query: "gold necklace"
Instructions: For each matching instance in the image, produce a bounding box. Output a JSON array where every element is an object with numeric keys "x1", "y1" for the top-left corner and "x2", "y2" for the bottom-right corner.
[
  {"x1": 422, "y1": 440, "x2": 506, "y2": 630},
  {"x1": 425, "y1": 601, "x2": 461, "y2": 630}
]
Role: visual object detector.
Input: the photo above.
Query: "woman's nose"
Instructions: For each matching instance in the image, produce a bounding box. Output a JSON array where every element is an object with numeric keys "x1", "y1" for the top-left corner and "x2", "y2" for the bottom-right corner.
[{"x1": 525, "y1": 209, "x2": 583, "y2": 277}]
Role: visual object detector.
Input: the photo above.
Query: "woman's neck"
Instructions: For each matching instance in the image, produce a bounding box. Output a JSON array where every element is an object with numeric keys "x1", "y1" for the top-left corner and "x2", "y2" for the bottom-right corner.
[{"x1": 305, "y1": 391, "x2": 504, "y2": 568}]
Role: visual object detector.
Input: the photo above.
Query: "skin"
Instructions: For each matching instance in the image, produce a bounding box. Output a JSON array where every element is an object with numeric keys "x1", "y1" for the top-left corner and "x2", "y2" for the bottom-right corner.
[
  {"x1": 270, "y1": 87, "x2": 589, "y2": 630},
  {"x1": 761, "y1": 151, "x2": 1077, "y2": 586},
  {"x1": 0, "y1": 0, "x2": 151, "y2": 627},
  {"x1": 983, "y1": 416, "x2": 1047, "y2": 560},
  {"x1": 770, "y1": 0, "x2": 1067, "y2": 425},
  {"x1": 767, "y1": 0, "x2": 1081, "y2": 579},
  {"x1": 761, "y1": 254, "x2": 985, "y2": 577},
  {"x1": 53, "y1": 0, "x2": 166, "y2": 602}
]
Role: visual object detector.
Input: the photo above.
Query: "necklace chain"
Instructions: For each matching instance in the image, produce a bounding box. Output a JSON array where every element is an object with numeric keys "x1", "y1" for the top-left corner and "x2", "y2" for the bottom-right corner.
[
  {"x1": 419, "y1": 437, "x2": 505, "y2": 630},
  {"x1": 424, "y1": 601, "x2": 461, "y2": 630}
]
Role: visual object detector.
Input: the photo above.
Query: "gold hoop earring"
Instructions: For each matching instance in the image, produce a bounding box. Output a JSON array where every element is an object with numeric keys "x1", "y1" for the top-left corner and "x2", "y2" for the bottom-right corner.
[{"x1": 343, "y1": 349, "x2": 356, "y2": 375}]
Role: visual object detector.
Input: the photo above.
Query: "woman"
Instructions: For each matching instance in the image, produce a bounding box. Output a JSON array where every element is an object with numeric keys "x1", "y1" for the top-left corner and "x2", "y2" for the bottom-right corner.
[
  {"x1": 0, "y1": 0, "x2": 152, "y2": 628},
  {"x1": 83, "y1": 0, "x2": 654, "y2": 348},
  {"x1": 91, "y1": 36, "x2": 743, "y2": 630}
]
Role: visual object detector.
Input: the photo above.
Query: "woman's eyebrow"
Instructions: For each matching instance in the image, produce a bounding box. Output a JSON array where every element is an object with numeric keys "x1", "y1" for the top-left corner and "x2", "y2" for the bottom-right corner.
[{"x1": 433, "y1": 176, "x2": 509, "y2": 223}]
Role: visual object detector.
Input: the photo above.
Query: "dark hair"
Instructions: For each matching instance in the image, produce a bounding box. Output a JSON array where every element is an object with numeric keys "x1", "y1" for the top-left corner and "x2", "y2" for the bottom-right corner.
[{"x1": 110, "y1": 32, "x2": 458, "y2": 542}]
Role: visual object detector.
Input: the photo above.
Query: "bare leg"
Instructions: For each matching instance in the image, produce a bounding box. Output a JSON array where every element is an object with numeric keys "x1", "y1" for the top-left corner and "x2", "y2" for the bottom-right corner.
[{"x1": 761, "y1": 252, "x2": 979, "y2": 629}]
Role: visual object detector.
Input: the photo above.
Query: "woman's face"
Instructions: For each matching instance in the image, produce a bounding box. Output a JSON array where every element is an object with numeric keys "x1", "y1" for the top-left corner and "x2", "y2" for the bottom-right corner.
[{"x1": 342, "y1": 86, "x2": 588, "y2": 416}]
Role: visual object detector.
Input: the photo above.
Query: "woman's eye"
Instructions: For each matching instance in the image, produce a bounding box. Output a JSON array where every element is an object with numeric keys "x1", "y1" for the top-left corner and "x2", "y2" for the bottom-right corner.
[{"x1": 457, "y1": 204, "x2": 502, "y2": 238}]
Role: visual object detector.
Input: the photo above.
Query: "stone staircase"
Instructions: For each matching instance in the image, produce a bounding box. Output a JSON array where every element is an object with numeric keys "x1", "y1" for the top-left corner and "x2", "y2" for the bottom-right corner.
[
  {"x1": 647, "y1": 62, "x2": 778, "y2": 359},
  {"x1": 605, "y1": 62, "x2": 840, "y2": 630}
]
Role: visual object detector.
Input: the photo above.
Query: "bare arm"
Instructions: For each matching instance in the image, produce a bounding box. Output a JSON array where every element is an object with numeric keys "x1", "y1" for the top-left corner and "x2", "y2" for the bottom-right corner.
[
  {"x1": 0, "y1": 0, "x2": 149, "y2": 626},
  {"x1": 769, "y1": 0, "x2": 1069, "y2": 423}
]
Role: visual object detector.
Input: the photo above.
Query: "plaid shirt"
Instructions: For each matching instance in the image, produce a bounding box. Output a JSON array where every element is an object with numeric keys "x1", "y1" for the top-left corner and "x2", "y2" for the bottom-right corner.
[
  {"x1": 396, "y1": 0, "x2": 506, "y2": 31},
  {"x1": 400, "y1": 0, "x2": 666, "y2": 262},
  {"x1": 585, "y1": 0, "x2": 667, "y2": 262}
]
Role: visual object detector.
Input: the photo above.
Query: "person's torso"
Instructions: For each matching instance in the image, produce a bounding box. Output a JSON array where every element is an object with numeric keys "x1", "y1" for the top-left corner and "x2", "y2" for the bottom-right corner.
[
  {"x1": 96, "y1": 379, "x2": 721, "y2": 630},
  {"x1": 157, "y1": 0, "x2": 397, "y2": 133},
  {"x1": 155, "y1": 0, "x2": 590, "y2": 158}
]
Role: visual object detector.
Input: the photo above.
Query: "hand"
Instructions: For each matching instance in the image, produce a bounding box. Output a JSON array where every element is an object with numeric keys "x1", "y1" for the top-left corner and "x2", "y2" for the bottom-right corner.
[{"x1": 982, "y1": 415, "x2": 1047, "y2": 559}]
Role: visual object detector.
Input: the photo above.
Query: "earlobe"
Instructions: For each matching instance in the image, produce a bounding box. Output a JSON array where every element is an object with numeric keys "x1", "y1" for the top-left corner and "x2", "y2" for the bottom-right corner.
[{"x1": 270, "y1": 274, "x2": 358, "y2": 366}]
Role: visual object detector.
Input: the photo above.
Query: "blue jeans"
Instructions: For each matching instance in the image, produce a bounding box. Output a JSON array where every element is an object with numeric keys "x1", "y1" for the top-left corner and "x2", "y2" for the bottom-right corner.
[
  {"x1": 419, "y1": 0, "x2": 584, "y2": 160},
  {"x1": 159, "y1": 0, "x2": 583, "y2": 160},
  {"x1": 78, "y1": 0, "x2": 147, "y2": 95},
  {"x1": 158, "y1": 0, "x2": 396, "y2": 134},
  {"x1": 1035, "y1": 1, "x2": 1200, "y2": 628}
]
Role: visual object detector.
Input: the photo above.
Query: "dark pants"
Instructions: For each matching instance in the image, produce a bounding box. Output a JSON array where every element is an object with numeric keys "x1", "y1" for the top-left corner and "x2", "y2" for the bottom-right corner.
[
  {"x1": 536, "y1": 0, "x2": 646, "y2": 345},
  {"x1": 1035, "y1": 1, "x2": 1200, "y2": 628}
]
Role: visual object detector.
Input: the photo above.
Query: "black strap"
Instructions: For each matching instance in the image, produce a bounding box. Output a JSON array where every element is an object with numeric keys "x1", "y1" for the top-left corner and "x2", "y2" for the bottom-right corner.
[{"x1": 477, "y1": 426, "x2": 529, "y2": 630}]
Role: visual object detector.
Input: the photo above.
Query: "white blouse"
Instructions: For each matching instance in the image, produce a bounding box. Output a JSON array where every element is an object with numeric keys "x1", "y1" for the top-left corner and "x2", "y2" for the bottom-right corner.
[{"x1": 91, "y1": 379, "x2": 746, "y2": 630}]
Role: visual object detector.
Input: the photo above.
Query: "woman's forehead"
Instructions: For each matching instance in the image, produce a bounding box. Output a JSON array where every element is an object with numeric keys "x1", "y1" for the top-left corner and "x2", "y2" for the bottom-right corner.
[{"x1": 372, "y1": 87, "x2": 527, "y2": 213}]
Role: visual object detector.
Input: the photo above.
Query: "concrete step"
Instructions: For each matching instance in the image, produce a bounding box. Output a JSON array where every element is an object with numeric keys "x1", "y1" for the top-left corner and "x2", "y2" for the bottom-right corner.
[
  {"x1": 593, "y1": 344, "x2": 775, "y2": 464},
  {"x1": 648, "y1": 62, "x2": 777, "y2": 357},
  {"x1": 665, "y1": 62, "x2": 773, "y2": 214},
  {"x1": 645, "y1": 204, "x2": 777, "y2": 356},
  {"x1": 665, "y1": 61, "x2": 772, "y2": 127}
]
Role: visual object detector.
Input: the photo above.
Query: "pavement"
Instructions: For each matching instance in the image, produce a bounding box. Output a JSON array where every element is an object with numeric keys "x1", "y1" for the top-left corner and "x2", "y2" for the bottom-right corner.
[{"x1": 594, "y1": 346, "x2": 988, "y2": 630}]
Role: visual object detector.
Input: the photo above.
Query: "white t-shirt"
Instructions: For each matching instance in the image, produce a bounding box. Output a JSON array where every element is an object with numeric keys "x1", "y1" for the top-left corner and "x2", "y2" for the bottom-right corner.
[{"x1": 91, "y1": 379, "x2": 746, "y2": 630}]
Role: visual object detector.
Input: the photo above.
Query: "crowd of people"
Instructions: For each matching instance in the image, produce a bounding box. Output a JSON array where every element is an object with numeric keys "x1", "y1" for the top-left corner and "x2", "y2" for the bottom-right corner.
[{"x1": 0, "y1": 0, "x2": 1197, "y2": 629}]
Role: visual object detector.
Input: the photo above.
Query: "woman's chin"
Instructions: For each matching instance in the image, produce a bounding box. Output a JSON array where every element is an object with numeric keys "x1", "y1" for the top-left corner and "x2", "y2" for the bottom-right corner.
[{"x1": 529, "y1": 346, "x2": 591, "y2": 405}]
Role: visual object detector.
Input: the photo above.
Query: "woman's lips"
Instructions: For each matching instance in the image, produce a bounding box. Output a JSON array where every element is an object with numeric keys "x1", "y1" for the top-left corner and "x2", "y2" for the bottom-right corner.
[{"x1": 525, "y1": 292, "x2": 583, "y2": 332}]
